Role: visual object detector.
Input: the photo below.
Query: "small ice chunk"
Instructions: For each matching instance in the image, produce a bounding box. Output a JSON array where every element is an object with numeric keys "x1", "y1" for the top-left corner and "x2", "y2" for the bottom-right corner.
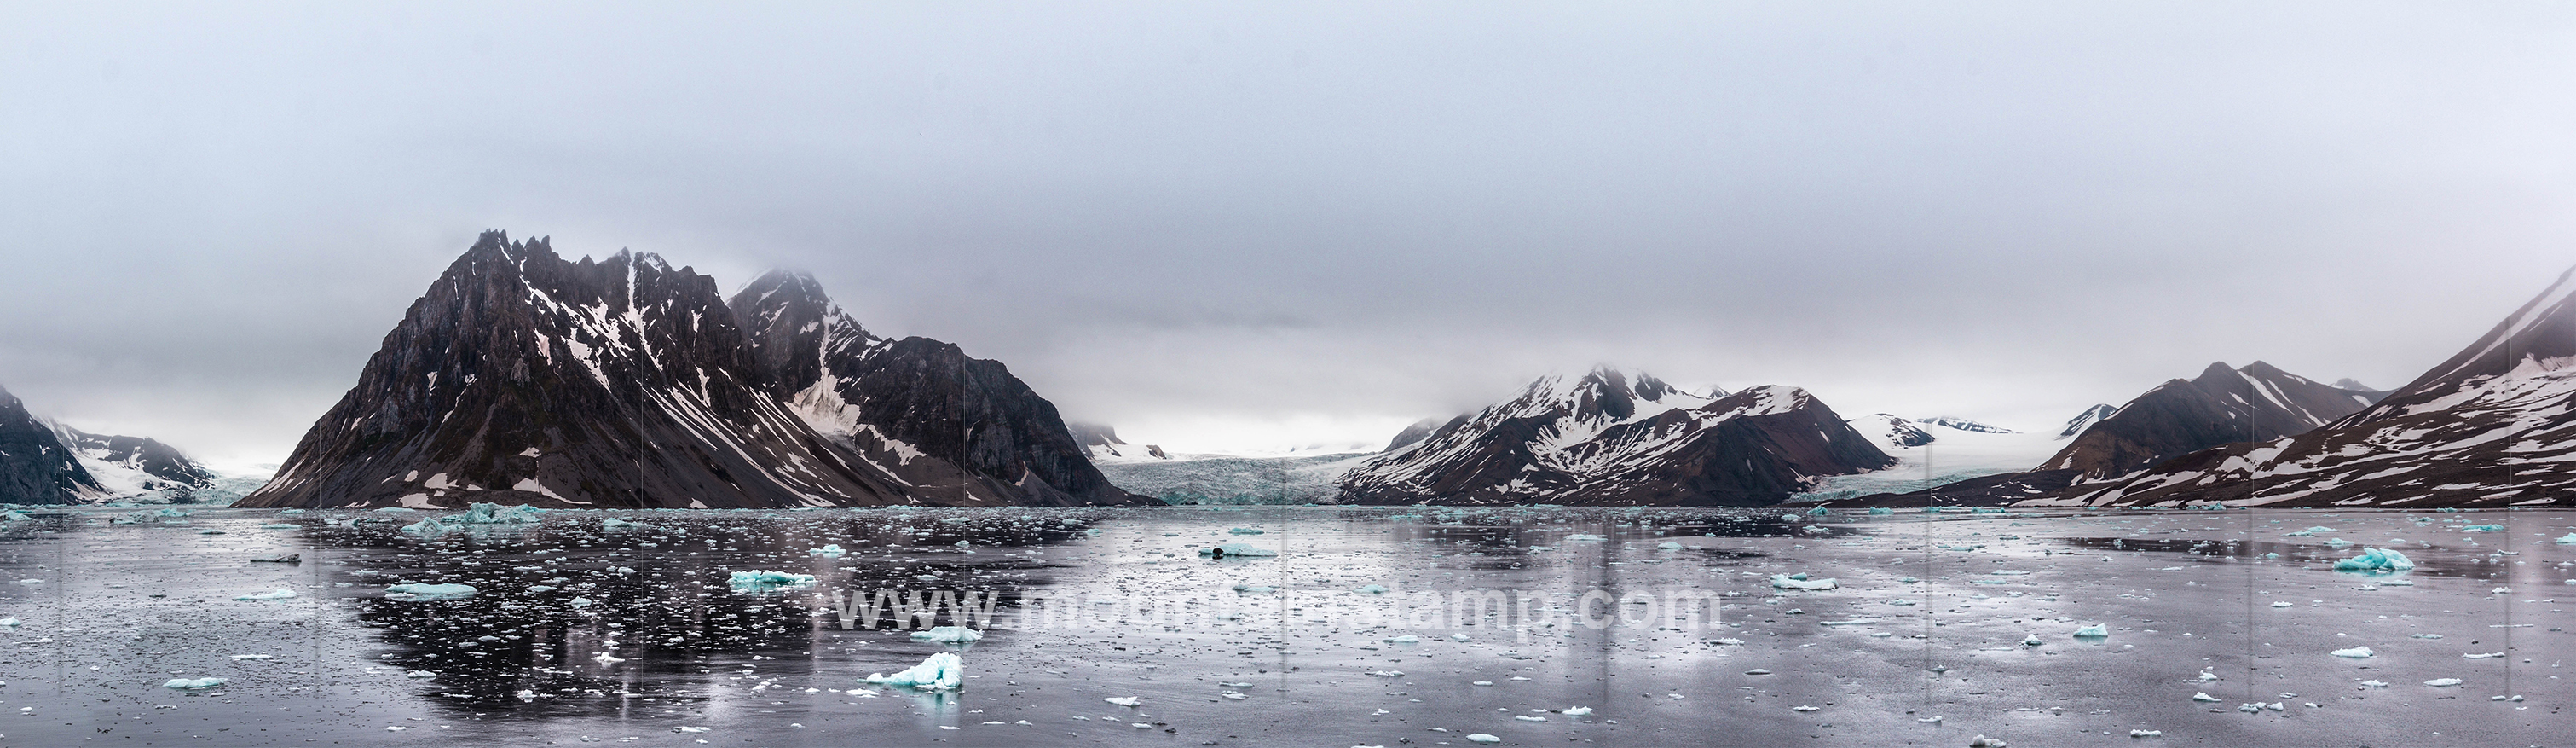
[
  {"x1": 233, "y1": 589, "x2": 297, "y2": 600},
  {"x1": 1103, "y1": 696, "x2": 1140, "y2": 706},
  {"x1": 162, "y1": 677, "x2": 228, "y2": 689},
  {"x1": 910, "y1": 626, "x2": 983, "y2": 643},
  {"x1": 1969, "y1": 736, "x2": 2007, "y2": 748},
  {"x1": 1563, "y1": 706, "x2": 1593, "y2": 716},
  {"x1": 403, "y1": 670, "x2": 436, "y2": 678},
  {"x1": 2073, "y1": 624, "x2": 2109, "y2": 638},
  {"x1": 2331, "y1": 647, "x2": 2375, "y2": 658},
  {"x1": 397, "y1": 519, "x2": 451, "y2": 538},
  {"x1": 1228, "y1": 527, "x2": 1266, "y2": 535},
  {"x1": 1466, "y1": 735, "x2": 1502, "y2": 745},
  {"x1": 728, "y1": 570, "x2": 817, "y2": 589},
  {"x1": 384, "y1": 583, "x2": 477, "y2": 601},
  {"x1": 2554, "y1": 533, "x2": 2576, "y2": 545},
  {"x1": 2423, "y1": 678, "x2": 2463, "y2": 687},
  {"x1": 1358, "y1": 584, "x2": 1390, "y2": 594},
  {"x1": 1656, "y1": 542, "x2": 1684, "y2": 549},
  {"x1": 2129, "y1": 729, "x2": 2162, "y2": 737},
  {"x1": 808, "y1": 544, "x2": 846, "y2": 558},
  {"x1": 1770, "y1": 574, "x2": 1838, "y2": 590},
  {"x1": 2191, "y1": 692, "x2": 2220, "y2": 702},
  {"x1": 864, "y1": 652, "x2": 963, "y2": 691},
  {"x1": 2331, "y1": 548, "x2": 2415, "y2": 572}
]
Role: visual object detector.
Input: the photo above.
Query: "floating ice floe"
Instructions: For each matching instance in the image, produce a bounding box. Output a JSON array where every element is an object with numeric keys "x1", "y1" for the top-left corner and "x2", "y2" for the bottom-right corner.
[
  {"x1": 2424, "y1": 678, "x2": 2463, "y2": 687},
  {"x1": 1563, "y1": 706, "x2": 1593, "y2": 716},
  {"x1": 398, "y1": 519, "x2": 451, "y2": 538},
  {"x1": 2331, "y1": 548, "x2": 2415, "y2": 573},
  {"x1": 2129, "y1": 729, "x2": 2162, "y2": 737},
  {"x1": 233, "y1": 589, "x2": 297, "y2": 600},
  {"x1": 1198, "y1": 542, "x2": 1278, "y2": 558},
  {"x1": 601, "y1": 518, "x2": 657, "y2": 531},
  {"x1": 162, "y1": 677, "x2": 227, "y2": 689},
  {"x1": 808, "y1": 544, "x2": 846, "y2": 558},
  {"x1": 1103, "y1": 696, "x2": 1141, "y2": 706},
  {"x1": 2191, "y1": 693, "x2": 2220, "y2": 702},
  {"x1": 1227, "y1": 527, "x2": 1265, "y2": 535},
  {"x1": 2331, "y1": 647, "x2": 2375, "y2": 658},
  {"x1": 910, "y1": 626, "x2": 983, "y2": 643},
  {"x1": 2555, "y1": 533, "x2": 2576, "y2": 545},
  {"x1": 864, "y1": 652, "x2": 963, "y2": 691},
  {"x1": 1656, "y1": 542, "x2": 1684, "y2": 550},
  {"x1": 1770, "y1": 574, "x2": 1838, "y2": 590},
  {"x1": 1358, "y1": 584, "x2": 1390, "y2": 594},
  {"x1": 384, "y1": 583, "x2": 477, "y2": 601},
  {"x1": 1466, "y1": 735, "x2": 1501, "y2": 745},
  {"x1": 1563, "y1": 534, "x2": 1607, "y2": 542},
  {"x1": 728, "y1": 570, "x2": 817, "y2": 590},
  {"x1": 2073, "y1": 624, "x2": 2110, "y2": 638}
]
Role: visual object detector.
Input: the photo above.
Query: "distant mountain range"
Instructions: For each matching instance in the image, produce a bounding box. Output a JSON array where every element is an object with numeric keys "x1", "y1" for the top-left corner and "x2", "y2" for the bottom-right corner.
[
  {"x1": 234, "y1": 231, "x2": 1146, "y2": 509},
  {"x1": 1334, "y1": 368, "x2": 1892, "y2": 506},
  {"x1": 0, "y1": 382, "x2": 219, "y2": 504}
]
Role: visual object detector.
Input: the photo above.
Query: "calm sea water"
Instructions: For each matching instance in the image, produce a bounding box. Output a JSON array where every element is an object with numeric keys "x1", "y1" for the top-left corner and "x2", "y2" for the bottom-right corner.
[{"x1": 0, "y1": 505, "x2": 2566, "y2": 746}]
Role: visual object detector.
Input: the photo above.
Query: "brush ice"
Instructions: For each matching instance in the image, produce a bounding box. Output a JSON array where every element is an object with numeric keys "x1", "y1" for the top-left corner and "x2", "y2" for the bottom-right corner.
[
  {"x1": 1358, "y1": 584, "x2": 1390, "y2": 594},
  {"x1": 1770, "y1": 574, "x2": 1838, "y2": 590},
  {"x1": 909, "y1": 626, "x2": 983, "y2": 643},
  {"x1": 864, "y1": 652, "x2": 962, "y2": 691},
  {"x1": 2331, "y1": 548, "x2": 2416, "y2": 572},
  {"x1": 162, "y1": 677, "x2": 228, "y2": 689},
  {"x1": 384, "y1": 583, "x2": 477, "y2": 600}
]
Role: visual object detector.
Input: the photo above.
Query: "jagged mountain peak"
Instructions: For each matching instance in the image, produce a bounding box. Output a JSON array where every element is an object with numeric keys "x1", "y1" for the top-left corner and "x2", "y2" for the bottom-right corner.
[
  {"x1": 2355, "y1": 263, "x2": 2576, "y2": 421},
  {"x1": 2056, "y1": 403, "x2": 2118, "y2": 439}
]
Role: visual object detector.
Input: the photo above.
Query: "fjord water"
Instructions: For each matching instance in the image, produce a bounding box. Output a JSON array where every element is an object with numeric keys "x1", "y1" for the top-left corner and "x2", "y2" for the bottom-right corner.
[{"x1": 0, "y1": 507, "x2": 2567, "y2": 746}]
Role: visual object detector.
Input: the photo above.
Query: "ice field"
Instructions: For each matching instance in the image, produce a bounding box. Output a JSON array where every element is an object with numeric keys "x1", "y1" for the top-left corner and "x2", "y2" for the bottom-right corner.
[{"x1": 0, "y1": 505, "x2": 2567, "y2": 746}]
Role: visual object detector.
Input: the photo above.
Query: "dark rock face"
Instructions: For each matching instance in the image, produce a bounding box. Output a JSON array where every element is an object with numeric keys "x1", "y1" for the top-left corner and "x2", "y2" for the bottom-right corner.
[
  {"x1": 2034, "y1": 361, "x2": 2385, "y2": 480},
  {"x1": 2043, "y1": 265, "x2": 2576, "y2": 508},
  {"x1": 60, "y1": 428, "x2": 217, "y2": 496},
  {"x1": 1336, "y1": 368, "x2": 1892, "y2": 507},
  {"x1": 238, "y1": 232, "x2": 899, "y2": 509},
  {"x1": 730, "y1": 270, "x2": 1148, "y2": 507},
  {"x1": 0, "y1": 384, "x2": 101, "y2": 504},
  {"x1": 1383, "y1": 417, "x2": 1447, "y2": 452}
]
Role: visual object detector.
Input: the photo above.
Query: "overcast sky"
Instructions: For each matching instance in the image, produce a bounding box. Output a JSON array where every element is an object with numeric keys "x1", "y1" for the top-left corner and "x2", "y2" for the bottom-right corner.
[{"x1": 4, "y1": 2, "x2": 2574, "y2": 469}]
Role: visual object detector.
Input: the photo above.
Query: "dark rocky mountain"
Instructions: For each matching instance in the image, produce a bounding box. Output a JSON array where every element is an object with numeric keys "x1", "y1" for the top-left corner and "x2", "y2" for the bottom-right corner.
[
  {"x1": 2032, "y1": 361, "x2": 2385, "y2": 480},
  {"x1": 1383, "y1": 417, "x2": 1448, "y2": 452},
  {"x1": 2035, "y1": 264, "x2": 2576, "y2": 508},
  {"x1": 238, "y1": 232, "x2": 908, "y2": 509},
  {"x1": 2055, "y1": 404, "x2": 2118, "y2": 439},
  {"x1": 728, "y1": 270, "x2": 1147, "y2": 507},
  {"x1": 0, "y1": 383, "x2": 102, "y2": 504},
  {"x1": 1335, "y1": 368, "x2": 1891, "y2": 506}
]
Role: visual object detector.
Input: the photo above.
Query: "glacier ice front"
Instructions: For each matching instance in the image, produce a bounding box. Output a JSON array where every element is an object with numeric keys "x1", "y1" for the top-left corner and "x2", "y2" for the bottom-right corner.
[
  {"x1": 2331, "y1": 548, "x2": 2416, "y2": 573},
  {"x1": 864, "y1": 652, "x2": 963, "y2": 691}
]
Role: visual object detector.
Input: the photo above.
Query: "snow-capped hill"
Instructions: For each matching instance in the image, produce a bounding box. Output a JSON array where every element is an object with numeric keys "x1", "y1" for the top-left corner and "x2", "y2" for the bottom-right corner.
[
  {"x1": 54, "y1": 426, "x2": 217, "y2": 502},
  {"x1": 1067, "y1": 422, "x2": 1165, "y2": 460},
  {"x1": 729, "y1": 270, "x2": 1146, "y2": 507},
  {"x1": 1848, "y1": 414, "x2": 1935, "y2": 449},
  {"x1": 2031, "y1": 264, "x2": 2576, "y2": 508},
  {"x1": 1918, "y1": 415, "x2": 2015, "y2": 433},
  {"x1": 1336, "y1": 369, "x2": 1889, "y2": 506},
  {"x1": 2055, "y1": 404, "x2": 2117, "y2": 439},
  {"x1": 2033, "y1": 360, "x2": 2384, "y2": 480}
]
